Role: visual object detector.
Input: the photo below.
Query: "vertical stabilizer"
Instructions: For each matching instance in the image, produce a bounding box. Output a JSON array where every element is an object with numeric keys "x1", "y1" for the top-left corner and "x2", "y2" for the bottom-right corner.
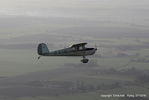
[{"x1": 38, "y1": 43, "x2": 49, "y2": 55}]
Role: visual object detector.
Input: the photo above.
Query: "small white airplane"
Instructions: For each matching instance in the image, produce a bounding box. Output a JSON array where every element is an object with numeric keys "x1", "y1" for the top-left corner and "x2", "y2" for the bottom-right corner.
[{"x1": 37, "y1": 42, "x2": 97, "y2": 63}]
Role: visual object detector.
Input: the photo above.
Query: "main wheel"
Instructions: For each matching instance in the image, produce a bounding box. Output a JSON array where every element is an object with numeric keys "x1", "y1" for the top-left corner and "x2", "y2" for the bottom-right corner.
[{"x1": 81, "y1": 58, "x2": 89, "y2": 63}]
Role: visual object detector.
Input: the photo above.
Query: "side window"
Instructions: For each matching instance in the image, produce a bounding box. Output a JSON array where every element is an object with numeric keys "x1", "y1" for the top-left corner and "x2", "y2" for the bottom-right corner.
[
  {"x1": 79, "y1": 47, "x2": 83, "y2": 50},
  {"x1": 72, "y1": 47, "x2": 75, "y2": 51}
]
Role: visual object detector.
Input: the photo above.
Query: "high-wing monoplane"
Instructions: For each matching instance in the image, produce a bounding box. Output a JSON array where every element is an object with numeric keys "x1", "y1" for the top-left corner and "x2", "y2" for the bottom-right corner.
[{"x1": 37, "y1": 42, "x2": 97, "y2": 63}]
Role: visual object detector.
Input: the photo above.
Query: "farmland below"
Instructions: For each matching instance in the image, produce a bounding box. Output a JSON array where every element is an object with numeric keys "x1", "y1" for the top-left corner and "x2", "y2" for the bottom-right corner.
[{"x1": 0, "y1": 37, "x2": 149, "y2": 100}]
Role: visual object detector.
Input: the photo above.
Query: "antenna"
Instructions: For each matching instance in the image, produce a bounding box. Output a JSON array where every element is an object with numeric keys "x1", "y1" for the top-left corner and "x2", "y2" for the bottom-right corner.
[
  {"x1": 38, "y1": 56, "x2": 41, "y2": 60},
  {"x1": 33, "y1": 55, "x2": 42, "y2": 64}
]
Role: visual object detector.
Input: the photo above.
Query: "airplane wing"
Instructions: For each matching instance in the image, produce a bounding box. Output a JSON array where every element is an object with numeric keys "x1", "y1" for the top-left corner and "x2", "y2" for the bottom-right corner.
[{"x1": 70, "y1": 42, "x2": 87, "y2": 48}]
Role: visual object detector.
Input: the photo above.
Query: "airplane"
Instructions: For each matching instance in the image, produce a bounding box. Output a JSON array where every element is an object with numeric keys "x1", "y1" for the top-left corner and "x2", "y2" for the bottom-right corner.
[{"x1": 37, "y1": 42, "x2": 97, "y2": 63}]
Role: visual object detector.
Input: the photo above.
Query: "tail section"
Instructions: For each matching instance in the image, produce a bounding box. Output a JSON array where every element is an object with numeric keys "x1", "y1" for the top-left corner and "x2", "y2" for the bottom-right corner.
[{"x1": 38, "y1": 43, "x2": 49, "y2": 55}]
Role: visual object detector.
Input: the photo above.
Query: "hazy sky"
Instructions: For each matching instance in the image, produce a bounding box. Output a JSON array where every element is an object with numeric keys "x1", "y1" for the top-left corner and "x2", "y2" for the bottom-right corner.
[
  {"x1": 0, "y1": 0, "x2": 148, "y2": 18},
  {"x1": 0, "y1": 0, "x2": 149, "y2": 42}
]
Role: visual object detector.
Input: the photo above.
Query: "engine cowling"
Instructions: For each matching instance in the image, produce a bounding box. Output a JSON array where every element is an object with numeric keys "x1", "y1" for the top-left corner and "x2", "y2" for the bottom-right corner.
[{"x1": 81, "y1": 58, "x2": 89, "y2": 63}]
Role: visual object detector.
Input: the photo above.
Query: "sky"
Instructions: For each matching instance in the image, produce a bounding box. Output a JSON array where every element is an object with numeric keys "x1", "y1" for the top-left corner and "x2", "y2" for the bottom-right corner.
[
  {"x1": 0, "y1": 0, "x2": 148, "y2": 18},
  {"x1": 0, "y1": 0, "x2": 149, "y2": 43}
]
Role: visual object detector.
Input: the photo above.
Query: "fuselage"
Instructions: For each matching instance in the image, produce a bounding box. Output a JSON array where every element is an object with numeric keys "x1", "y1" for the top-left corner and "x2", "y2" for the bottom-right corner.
[{"x1": 41, "y1": 47, "x2": 97, "y2": 56}]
